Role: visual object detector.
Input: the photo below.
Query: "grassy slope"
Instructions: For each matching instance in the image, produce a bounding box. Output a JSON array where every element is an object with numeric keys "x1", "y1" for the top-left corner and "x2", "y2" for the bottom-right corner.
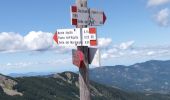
[{"x1": 0, "y1": 72, "x2": 169, "y2": 100}]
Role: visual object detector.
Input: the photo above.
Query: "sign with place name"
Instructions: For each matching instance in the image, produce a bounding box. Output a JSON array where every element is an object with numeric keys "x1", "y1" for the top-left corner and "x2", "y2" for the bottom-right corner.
[
  {"x1": 53, "y1": 28, "x2": 81, "y2": 46},
  {"x1": 53, "y1": 28, "x2": 97, "y2": 47},
  {"x1": 90, "y1": 9, "x2": 106, "y2": 26},
  {"x1": 71, "y1": 6, "x2": 89, "y2": 25},
  {"x1": 72, "y1": 49, "x2": 85, "y2": 68},
  {"x1": 71, "y1": 6, "x2": 106, "y2": 26}
]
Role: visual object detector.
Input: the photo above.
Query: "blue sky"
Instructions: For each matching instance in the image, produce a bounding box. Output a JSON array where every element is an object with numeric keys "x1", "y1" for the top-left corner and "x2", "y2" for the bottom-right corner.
[{"x1": 0, "y1": 0, "x2": 170, "y2": 74}]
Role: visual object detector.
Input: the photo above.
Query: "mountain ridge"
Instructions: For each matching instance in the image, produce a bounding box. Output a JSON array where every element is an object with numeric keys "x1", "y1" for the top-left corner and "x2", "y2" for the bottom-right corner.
[
  {"x1": 90, "y1": 60, "x2": 170, "y2": 94},
  {"x1": 0, "y1": 71, "x2": 170, "y2": 100}
]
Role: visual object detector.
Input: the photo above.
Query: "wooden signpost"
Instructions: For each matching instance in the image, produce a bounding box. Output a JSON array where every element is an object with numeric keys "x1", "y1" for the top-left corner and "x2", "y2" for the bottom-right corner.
[
  {"x1": 53, "y1": 0, "x2": 106, "y2": 100},
  {"x1": 76, "y1": 1, "x2": 90, "y2": 100}
]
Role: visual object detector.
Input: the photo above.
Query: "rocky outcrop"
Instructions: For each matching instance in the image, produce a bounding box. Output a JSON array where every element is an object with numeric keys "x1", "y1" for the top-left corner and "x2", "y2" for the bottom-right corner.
[{"x1": 0, "y1": 74, "x2": 22, "y2": 96}]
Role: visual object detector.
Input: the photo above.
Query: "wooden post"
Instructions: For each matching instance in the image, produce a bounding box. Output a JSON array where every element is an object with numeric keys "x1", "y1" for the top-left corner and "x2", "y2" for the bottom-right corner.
[{"x1": 76, "y1": 0, "x2": 91, "y2": 100}]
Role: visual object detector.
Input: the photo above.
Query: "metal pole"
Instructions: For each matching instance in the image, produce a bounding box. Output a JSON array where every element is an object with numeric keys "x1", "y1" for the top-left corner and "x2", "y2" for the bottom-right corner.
[{"x1": 76, "y1": 0, "x2": 91, "y2": 100}]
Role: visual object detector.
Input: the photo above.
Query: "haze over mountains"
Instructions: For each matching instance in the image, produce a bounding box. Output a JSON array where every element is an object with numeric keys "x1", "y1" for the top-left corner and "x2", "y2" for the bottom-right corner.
[{"x1": 8, "y1": 72, "x2": 56, "y2": 78}]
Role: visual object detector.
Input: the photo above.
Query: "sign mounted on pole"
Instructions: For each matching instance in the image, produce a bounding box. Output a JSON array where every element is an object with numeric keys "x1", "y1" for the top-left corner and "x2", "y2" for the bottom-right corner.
[
  {"x1": 82, "y1": 27, "x2": 97, "y2": 46},
  {"x1": 90, "y1": 9, "x2": 106, "y2": 26},
  {"x1": 53, "y1": 28, "x2": 81, "y2": 46},
  {"x1": 71, "y1": 6, "x2": 107, "y2": 26},
  {"x1": 88, "y1": 47, "x2": 101, "y2": 67},
  {"x1": 53, "y1": 28, "x2": 97, "y2": 47},
  {"x1": 71, "y1": 6, "x2": 89, "y2": 25}
]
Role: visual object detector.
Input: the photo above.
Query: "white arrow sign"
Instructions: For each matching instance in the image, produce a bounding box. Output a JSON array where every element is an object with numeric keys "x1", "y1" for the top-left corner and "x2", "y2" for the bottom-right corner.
[
  {"x1": 71, "y1": 6, "x2": 106, "y2": 26},
  {"x1": 53, "y1": 28, "x2": 97, "y2": 47},
  {"x1": 53, "y1": 28, "x2": 81, "y2": 46},
  {"x1": 90, "y1": 9, "x2": 106, "y2": 26}
]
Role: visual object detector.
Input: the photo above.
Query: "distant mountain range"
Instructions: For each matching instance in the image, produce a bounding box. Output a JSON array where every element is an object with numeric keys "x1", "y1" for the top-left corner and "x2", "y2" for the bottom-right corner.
[
  {"x1": 1, "y1": 72, "x2": 170, "y2": 100},
  {"x1": 7, "y1": 60, "x2": 170, "y2": 94},
  {"x1": 8, "y1": 72, "x2": 56, "y2": 77},
  {"x1": 90, "y1": 60, "x2": 170, "y2": 94}
]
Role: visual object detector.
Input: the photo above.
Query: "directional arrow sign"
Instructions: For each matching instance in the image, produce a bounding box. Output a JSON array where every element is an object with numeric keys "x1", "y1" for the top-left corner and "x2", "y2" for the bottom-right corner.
[
  {"x1": 53, "y1": 28, "x2": 81, "y2": 46},
  {"x1": 53, "y1": 28, "x2": 97, "y2": 47},
  {"x1": 71, "y1": 6, "x2": 106, "y2": 26},
  {"x1": 90, "y1": 9, "x2": 107, "y2": 26}
]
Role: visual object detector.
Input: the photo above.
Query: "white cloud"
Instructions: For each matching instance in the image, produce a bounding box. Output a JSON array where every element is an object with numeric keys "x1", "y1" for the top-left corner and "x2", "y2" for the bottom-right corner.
[
  {"x1": 101, "y1": 41, "x2": 135, "y2": 59},
  {"x1": 24, "y1": 31, "x2": 53, "y2": 51},
  {"x1": 1, "y1": 58, "x2": 71, "y2": 70},
  {"x1": 119, "y1": 41, "x2": 134, "y2": 50},
  {"x1": 0, "y1": 32, "x2": 24, "y2": 52},
  {"x1": 0, "y1": 32, "x2": 112, "y2": 53},
  {"x1": 1, "y1": 31, "x2": 170, "y2": 64},
  {"x1": 148, "y1": 0, "x2": 170, "y2": 6},
  {"x1": 0, "y1": 31, "x2": 54, "y2": 52},
  {"x1": 101, "y1": 40, "x2": 170, "y2": 61},
  {"x1": 98, "y1": 38, "x2": 112, "y2": 48},
  {"x1": 154, "y1": 8, "x2": 170, "y2": 27},
  {"x1": 147, "y1": 51, "x2": 155, "y2": 55},
  {"x1": 0, "y1": 57, "x2": 73, "y2": 74}
]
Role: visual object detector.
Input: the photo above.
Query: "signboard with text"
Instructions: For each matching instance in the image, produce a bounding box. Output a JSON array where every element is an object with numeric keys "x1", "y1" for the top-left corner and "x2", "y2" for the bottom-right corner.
[
  {"x1": 53, "y1": 28, "x2": 97, "y2": 46},
  {"x1": 71, "y1": 6, "x2": 106, "y2": 26},
  {"x1": 90, "y1": 9, "x2": 106, "y2": 26},
  {"x1": 71, "y1": 6, "x2": 89, "y2": 25},
  {"x1": 53, "y1": 28, "x2": 81, "y2": 46}
]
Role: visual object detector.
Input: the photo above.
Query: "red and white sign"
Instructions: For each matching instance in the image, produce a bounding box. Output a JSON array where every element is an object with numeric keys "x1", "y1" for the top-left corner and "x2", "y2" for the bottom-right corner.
[
  {"x1": 71, "y1": 6, "x2": 107, "y2": 26},
  {"x1": 88, "y1": 48, "x2": 101, "y2": 67},
  {"x1": 72, "y1": 49, "x2": 85, "y2": 68},
  {"x1": 71, "y1": 6, "x2": 89, "y2": 25},
  {"x1": 90, "y1": 9, "x2": 106, "y2": 26},
  {"x1": 82, "y1": 27, "x2": 97, "y2": 46},
  {"x1": 53, "y1": 28, "x2": 97, "y2": 47},
  {"x1": 53, "y1": 28, "x2": 81, "y2": 46}
]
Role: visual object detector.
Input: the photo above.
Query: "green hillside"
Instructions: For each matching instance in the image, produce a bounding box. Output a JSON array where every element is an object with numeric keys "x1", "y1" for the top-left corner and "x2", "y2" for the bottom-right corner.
[{"x1": 0, "y1": 72, "x2": 170, "y2": 100}]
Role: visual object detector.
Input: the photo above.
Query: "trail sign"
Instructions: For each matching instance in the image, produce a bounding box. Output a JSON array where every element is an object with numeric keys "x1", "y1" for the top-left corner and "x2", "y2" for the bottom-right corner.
[
  {"x1": 90, "y1": 9, "x2": 106, "y2": 26},
  {"x1": 53, "y1": 28, "x2": 97, "y2": 47},
  {"x1": 71, "y1": 6, "x2": 89, "y2": 25},
  {"x1": 88, "y1": 47, "x2": 101, "y2": 67},
  {"x1": 82, "y1": 27, "x2": 97, "y2": 46},
  {"x1": 71, "y1": 6, "x2": 107, "y2": 26},
  {"x1": 53, "y1": 28, "x2": 81, "y2": 46}
]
